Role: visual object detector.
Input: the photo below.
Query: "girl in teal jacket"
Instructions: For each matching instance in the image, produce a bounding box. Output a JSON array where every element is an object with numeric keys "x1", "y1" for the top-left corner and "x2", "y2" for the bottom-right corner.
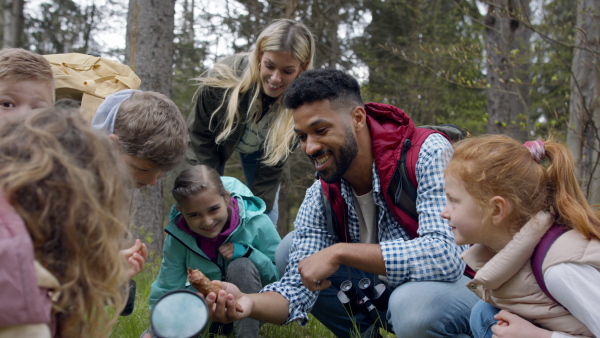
[{"x1": 149, "y1": 165, "x2": 281, "y2": 337}]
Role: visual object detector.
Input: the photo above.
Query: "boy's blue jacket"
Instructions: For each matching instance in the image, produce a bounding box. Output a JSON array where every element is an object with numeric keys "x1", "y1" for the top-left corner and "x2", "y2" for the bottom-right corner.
[{"x1": 149, "y1": 176, "x2": 281, "y2": 309}]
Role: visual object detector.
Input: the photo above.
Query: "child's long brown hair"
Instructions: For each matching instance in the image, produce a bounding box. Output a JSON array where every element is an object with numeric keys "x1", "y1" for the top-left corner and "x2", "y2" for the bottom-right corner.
[
  {"x1": 446, "y1": 134, "x2": 600, "y2": 239},
  {"x1": 172, "y1": 165, "x2": 231, "y2": 207},
  {"x1": 0, "y1": 100, "x2": 131, "y2": 337}
]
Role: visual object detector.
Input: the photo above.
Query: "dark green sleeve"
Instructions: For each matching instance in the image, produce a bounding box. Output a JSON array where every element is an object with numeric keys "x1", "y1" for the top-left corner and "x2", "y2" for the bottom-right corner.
[
  {"x1": 185, "y1": 54, "x2": 250, "y2": 172},
  {"x1": 185, "y1": 85, "x2": 228, "y2": 170}
]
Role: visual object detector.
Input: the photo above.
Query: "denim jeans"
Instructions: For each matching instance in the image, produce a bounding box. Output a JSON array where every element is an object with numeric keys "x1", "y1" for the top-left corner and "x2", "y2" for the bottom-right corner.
[
  {"x1": 384, "y1": 274, "x2": 477, "y2": 338},
  {"x1": 239, "y1": 151, "x2": 279, "y2": 225},
  {"x1": 275, "y1": 235, "x2": 479, "y2": 337},
  {"x1": 469, "y1": 300, "x2": 501, "y2": 338}
]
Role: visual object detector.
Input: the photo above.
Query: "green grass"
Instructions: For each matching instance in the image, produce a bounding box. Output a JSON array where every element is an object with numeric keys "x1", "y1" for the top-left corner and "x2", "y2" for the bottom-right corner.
[{"x1": 109, "y1": 262, "x2": 341, "y2": 338}]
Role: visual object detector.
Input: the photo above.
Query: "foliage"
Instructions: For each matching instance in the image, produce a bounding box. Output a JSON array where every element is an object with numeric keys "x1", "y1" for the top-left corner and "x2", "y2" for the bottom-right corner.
[
  {"x1": 17, "y1": 0, "x2": 595, "y2": 224},
  {"x1": 172, "y1": 0, "x2": 208, "y2": 118},
  {"x1": 526, "y1": 0, "x2": 576, "y2": 140},
  {"x1": 353, "y1": 0, "x2": 488, "y2": 136},
  {"x1": 24, "y1": 0, "x2": 100, "y2": 54}
]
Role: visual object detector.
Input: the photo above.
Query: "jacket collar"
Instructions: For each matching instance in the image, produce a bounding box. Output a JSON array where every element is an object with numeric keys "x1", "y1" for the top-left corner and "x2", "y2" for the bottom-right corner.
[{"x1": 462, "y1": 211, "x2": 553, "y2": 289}]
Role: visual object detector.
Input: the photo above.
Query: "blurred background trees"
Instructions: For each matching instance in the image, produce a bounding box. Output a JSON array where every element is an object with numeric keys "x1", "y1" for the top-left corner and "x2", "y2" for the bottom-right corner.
[{"x1": 4, "y1": 0, "x2": 599, "y2": 258}]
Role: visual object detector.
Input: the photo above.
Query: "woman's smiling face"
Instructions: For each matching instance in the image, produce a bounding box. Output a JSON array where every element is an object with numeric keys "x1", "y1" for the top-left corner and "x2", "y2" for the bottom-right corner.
[{"x1": 259, "y1": 51, "x2": 305, "y2": 98}]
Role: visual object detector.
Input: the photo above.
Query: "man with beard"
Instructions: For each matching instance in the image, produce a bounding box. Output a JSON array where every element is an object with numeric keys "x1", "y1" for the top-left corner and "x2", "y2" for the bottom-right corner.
[{"x1": 204, "y1": 69, "x2": 478, "y2": 337}]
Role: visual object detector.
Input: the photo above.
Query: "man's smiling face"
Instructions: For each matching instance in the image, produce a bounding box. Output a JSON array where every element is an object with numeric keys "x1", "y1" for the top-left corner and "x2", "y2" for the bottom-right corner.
[{"x1": 293, "y1": 99, "x2": 358, "y2": 183}]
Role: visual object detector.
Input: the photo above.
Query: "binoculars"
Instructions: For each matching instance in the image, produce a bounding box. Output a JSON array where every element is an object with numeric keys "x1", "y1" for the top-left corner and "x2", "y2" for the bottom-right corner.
[{"x1": 336, "y1": 278, "x2": 392, "y2": 316}]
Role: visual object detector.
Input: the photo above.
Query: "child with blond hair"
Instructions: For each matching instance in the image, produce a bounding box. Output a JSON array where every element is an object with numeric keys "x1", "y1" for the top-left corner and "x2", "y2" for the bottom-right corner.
[
  {"x1": 92, "y1": 89, "x2": 187, "y2": 188},
  {"x1": 0, "y1": 48, "x2": 54, "y2": 115},
  {"x1": 0, "y1": 101, "x2": 142, "y2": 337},
  {"x1": 441, "y1": 134, "x2": 600, "y2": 337}
]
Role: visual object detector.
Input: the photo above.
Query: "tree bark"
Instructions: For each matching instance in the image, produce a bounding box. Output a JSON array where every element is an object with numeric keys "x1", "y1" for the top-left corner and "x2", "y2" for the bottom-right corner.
[
  {"x1": 3, "y1": 0, "x2": 23, "y2": 48},
  {"x1": 125, "y1": 0, "x2": 176, "y2": 260},
  {"x1": 484, "y1": 0, "x2": 531, "y2": 141},
  {"x1": 566, "y1": 0, "x2": 600, "y2": 204}
]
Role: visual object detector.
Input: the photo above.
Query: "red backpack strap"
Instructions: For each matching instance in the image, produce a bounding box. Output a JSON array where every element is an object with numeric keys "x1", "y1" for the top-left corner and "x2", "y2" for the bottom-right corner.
[
  {"x1": 320, "y1": 180, "x2": 350, "y2": 243},
  {"x1": 531, "y1": 224, "x2": 568, "y2": 305},
  {"x1": 384, "y1": 128, "x2": 443, "y2": 238}
]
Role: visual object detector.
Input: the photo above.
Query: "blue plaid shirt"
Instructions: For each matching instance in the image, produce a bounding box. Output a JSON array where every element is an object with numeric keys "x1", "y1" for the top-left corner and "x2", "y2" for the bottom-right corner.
[{"x1": 262, "y1": 133, "x2": 467, "y2": 325}]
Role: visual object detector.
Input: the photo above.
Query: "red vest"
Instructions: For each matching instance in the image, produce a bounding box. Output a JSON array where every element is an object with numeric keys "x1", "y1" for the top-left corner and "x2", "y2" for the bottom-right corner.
[{"x1": 320, "y1": 102, "x2": 440, "y2": 241}]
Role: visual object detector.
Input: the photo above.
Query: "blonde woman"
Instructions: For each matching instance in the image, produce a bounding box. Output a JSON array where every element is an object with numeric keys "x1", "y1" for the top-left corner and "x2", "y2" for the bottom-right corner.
[{"x1": 186, "y1": 19, "x2": 316, "y2": 225}]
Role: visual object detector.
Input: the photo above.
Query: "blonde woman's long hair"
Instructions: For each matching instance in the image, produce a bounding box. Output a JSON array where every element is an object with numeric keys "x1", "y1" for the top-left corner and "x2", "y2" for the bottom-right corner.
[
  {"x1": 0, "y1": 100, "x2": 131, "y2": 337},
  {"x1": 446, "y1": 134, "x2": 600, "y2": 239},
  {"x1": 197, "y1": 19, "x2": 315, "y2": 166}
]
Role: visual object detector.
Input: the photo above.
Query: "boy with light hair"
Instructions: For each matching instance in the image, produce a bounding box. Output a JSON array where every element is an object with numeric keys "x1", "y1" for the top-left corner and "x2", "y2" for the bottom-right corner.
[
  {"x1": 92, "y1": 89, "x2": 187, "y2": 188},
  {"x1": 91, "y1": 89, "x2": 187, "y2": 316},
  {"x1": 0, "y1": 48, "x2": 54, "y2": 115}
]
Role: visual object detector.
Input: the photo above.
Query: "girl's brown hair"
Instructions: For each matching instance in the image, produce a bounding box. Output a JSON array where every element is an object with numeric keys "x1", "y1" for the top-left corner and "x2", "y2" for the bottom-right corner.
[
  {"x1": 172, "y1": 165, "x2": 231, "y2": 207},
  {"x1": 446, "y1": 134, "x2": 600, "y2": 239},
  {"x1": 0, "y1": 100, "x2": 130, "y2": 337}
]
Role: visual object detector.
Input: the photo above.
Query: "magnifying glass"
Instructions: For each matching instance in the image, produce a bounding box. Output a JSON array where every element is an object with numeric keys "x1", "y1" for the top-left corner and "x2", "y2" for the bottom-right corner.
[{"x1": 150, "y1": 290, "x2": 209, "y2": 338}]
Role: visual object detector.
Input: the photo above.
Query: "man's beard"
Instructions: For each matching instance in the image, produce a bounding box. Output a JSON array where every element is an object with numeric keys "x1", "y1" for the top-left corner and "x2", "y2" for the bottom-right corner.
[{"x1": 313, "y1": 128, "x2": 358, "y2": 184}]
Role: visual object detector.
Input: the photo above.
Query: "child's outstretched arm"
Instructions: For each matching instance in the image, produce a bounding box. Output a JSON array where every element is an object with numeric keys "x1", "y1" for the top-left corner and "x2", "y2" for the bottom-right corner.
[{"x1": 121, "y1": 239, "x2": 148, "y2": 279}]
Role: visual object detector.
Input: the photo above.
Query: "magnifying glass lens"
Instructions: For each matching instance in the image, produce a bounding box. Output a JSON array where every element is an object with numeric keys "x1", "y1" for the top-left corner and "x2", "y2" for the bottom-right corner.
[{"x1": 151, "y1": 290, "x2": 209, "y2": 338}]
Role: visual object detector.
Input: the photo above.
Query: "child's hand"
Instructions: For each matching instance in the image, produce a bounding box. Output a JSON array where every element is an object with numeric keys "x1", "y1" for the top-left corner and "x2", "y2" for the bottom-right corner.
[
  {"x1": 121, "y1": 239, "x2": 148, "y2": 279},
  {"x1": 219, "y1": 242, "x2": 234, "y2": 260},
  {"x1": 491, "y1": 310, "x2": 552, "y2": 338}
]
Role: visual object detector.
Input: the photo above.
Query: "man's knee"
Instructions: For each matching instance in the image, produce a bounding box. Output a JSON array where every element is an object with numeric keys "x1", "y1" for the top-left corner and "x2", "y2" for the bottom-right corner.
[{"x1": 386, "y1": 277, "x2": 478, "y2": 337}]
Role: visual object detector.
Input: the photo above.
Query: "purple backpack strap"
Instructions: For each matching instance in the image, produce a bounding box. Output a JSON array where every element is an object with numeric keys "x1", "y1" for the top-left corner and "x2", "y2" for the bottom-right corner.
[{"x1": 531, "y1": 224, "x2": 568, "y2": 305}]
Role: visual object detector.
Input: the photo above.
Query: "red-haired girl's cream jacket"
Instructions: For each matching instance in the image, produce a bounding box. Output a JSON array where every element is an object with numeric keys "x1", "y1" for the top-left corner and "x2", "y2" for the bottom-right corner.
[{"x1": 461, "y1": 211, "x2": 600, "y2": 337}]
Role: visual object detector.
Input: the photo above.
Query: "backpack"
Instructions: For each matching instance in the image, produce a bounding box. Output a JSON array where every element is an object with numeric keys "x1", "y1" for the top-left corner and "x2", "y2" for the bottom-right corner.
[
  {"x1": 43, "y1": 53, "x2": 141, "y2": 123},
  {"x1": 320, "y1": 124, "x2": 465, "y2": 242},
  {"x1": 531, "y1": 224, "x2": 568, "y2": 305}
]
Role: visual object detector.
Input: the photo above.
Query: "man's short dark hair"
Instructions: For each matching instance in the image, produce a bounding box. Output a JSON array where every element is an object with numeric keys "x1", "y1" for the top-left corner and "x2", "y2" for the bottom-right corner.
[{"x1": 283, "y1": 68, "x2": 363, "y2": 110}]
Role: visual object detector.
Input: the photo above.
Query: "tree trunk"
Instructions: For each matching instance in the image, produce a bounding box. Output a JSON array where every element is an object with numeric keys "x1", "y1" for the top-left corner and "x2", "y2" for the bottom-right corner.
[
  {"x1": 484, "y1": 0, "x2": 531, "y2": 141},
  {"x1": 3, "y1": 0, "x2": 23, "y2": 48},
  {"x1": 566, "y1": 0, "x2": 600, "y2": 204},
  {"x1": 125, "y1": 0, "x2": 176, "y2": 261}
]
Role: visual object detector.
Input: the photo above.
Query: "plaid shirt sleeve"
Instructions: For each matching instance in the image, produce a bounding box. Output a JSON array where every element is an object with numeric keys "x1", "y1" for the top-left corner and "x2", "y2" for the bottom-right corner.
[
  {"x1": 379, "y1": 132, "x2": 467, "y2": 285},
  {"x1": 261, "y1": 180, "x2": 334, "y2": 325},
  {"x1": 261, "y1": 133, "x2": 467, "y2": 324}
]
